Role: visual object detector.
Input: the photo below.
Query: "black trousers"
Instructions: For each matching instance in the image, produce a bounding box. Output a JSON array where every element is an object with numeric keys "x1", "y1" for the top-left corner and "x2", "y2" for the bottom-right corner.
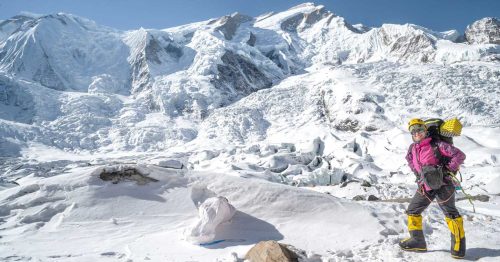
[{"x1": 406, "y1": 184, "x2": 460, "y2": 218}]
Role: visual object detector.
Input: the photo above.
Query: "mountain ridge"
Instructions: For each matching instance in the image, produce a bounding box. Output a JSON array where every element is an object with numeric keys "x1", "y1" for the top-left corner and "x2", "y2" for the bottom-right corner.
[{"x1": 0, "y1": 3, "x2": 499, "y2": 156}]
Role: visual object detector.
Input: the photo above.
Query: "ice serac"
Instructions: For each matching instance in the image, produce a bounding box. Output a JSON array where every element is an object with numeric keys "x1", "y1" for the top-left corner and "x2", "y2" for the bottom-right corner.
[
  {"x1": 465, "y1": 17, "x2": 500, "y2": 44},
  {"x1": 0, "y1": 75, "x2": 35, "y2": 124},
  {"x1": 0, "y1": 13, "x2": 130, "y2": 92}
]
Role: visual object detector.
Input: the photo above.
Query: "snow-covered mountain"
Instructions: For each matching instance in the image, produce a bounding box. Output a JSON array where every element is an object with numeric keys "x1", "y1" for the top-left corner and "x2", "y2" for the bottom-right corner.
[
  {"x1": 1, "y1": 3, "x2": 499, "y2": 261},
  {"x1": 465, "y1": 17, "x2": 500, "y2": 45},
  {"x1": 0, "y1": 4, "x2": 498, "y2": 155}
]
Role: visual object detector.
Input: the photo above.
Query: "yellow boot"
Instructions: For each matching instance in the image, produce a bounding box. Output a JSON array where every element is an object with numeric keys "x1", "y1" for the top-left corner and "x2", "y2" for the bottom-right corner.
[
  {"x1": 399, "y1": 214, "x2": 427, "y2": 252},
  {"x1": 446, "y1": 216, "x2": 466, "y2": 259}
]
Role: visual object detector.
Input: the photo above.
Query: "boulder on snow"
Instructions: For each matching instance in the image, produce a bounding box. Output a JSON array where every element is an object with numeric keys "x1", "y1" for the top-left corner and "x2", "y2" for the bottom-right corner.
[
  {"x1": 245, "y1": 240, "x2": 299, "y2": 262},
  {"x1": 352, "y1": 195, "x2": 365, "y2": 201},
  {"x1": 465, "y1": 17, "x2": 500, "y2": 44},
  {"x1": 186, "y1": 196, "x2": 236, "y2": 244},
  {"x1": 367, "y1": 195, "x2": 380, "y2": 201},
  {"x1": 361, "y1": 180, "x2": 372, "y2": 187}
]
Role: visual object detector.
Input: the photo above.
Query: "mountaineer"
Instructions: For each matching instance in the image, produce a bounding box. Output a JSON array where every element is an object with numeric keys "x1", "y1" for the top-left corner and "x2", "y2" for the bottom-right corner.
[{"x1": 399, "y1": 118, "x2": 466, "y2": 259}]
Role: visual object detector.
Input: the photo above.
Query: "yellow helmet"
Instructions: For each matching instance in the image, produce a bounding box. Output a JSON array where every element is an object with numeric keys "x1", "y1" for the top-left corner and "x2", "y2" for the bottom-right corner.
[{"x1": 408, "y1": 118, "x2": 425, "y2": 130}]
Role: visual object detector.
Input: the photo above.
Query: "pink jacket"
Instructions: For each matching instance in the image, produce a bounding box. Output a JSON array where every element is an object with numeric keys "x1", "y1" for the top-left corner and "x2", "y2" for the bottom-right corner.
[{"x1": 406, "y1": 137, "x2": 466, "y2": 175}]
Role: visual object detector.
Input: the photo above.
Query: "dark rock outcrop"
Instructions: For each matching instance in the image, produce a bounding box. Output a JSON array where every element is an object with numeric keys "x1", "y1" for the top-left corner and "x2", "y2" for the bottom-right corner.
[
  {"x1": 378, "y1": 27, "x2": 436, "y2": 62},
  {"x1": 213, "y1": 50, "x2": 272, "y2": 97},
  {"x1": 465, "y1": 17, "x2": 500, "y2": 44},
  {"x1": 99, "y1": 166, "x2": 158, "y2": 185},
  {"x1": 214, "y1": 13, "x2": 253, "y2": 40},
  {"x1": 281, "y1": 6, "x2": 330, "y2": 32},
  {"x1": 129, "y1": 32, "x2": 184, "y2": 94},
  {"x1": 247, "y1": 32, "x2": 257, "y2": 46}
]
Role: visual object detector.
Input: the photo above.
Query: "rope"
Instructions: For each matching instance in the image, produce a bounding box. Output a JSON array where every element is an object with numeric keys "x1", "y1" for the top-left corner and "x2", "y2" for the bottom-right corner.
[
  {"x1": 417, "y1": 185, "x2": 432, "y2": 203},
  {"x1": 448, "y1": 171, "x2": 476, "y2": 213},
  {"x1": 417, "y1": 185, "x2": 455, "y2": 205},
  {"x1": 437, "y1": 189, "x2": 455, "y2": 204}
]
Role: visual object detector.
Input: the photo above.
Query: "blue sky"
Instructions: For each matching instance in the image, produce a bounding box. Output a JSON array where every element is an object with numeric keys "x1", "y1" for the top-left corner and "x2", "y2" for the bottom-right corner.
[{"x1": 0, "y1": 0, "x2": 498, "y2": 32}]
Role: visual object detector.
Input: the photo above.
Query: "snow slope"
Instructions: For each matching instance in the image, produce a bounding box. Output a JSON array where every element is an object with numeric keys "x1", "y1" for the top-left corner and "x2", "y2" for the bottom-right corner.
[{"x1": 1, "y1": 3, "x2": 500, "y2": 261}]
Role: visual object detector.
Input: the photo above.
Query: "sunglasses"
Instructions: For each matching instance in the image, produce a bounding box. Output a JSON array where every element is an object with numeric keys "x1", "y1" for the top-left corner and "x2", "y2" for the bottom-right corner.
[{"x1": 411, "y1": 128, "x2": 426, "y2": 135}]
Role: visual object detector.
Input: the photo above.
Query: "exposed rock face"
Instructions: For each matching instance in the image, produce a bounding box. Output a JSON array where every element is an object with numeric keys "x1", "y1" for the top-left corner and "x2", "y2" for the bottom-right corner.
[
  {"x1": 0, "y1": 15, "x2": 35, "y2": 41},
  {"x1": 32, "y1": 57, "x2": 66, "y2": 90},
  {"x1": 213, "y1": 50, "x2": 272, "y2": 97},
  {"x1": 281, "y1": 6, "x2": 331, "y2": 32},
  {"x1": 129, "y1": 31, "x2": 184, "y2": 94},
  {"x1": 245, "y1": 240, "x2": 299, "y2": 262},
  {"x1": 378, "y1": 26, "x2": 436, "y2": 62},
  {"x1": 322, "y1": 90, "x2": 388, "y2": 133},
  {"x1": 247, "y1": 32, "x2": 256, "y2": 46},
  {"x1": 264, "y1": 48, "x2": 302, "y2": 76},
  {"x1": 465, "y1": 17, "x2": 500, "y2": 44},
  {"x1": 214, "y1": 13, "x2": 253, "y2": 40},
  {"x1": 145, "y1": 35, "x2": 183, "y2": 64}
]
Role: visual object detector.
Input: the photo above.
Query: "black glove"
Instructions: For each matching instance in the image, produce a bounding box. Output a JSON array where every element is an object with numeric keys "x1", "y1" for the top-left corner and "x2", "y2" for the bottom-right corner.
[{"x1": 413, "y1": 171, "x2": 420, "y2": 182}]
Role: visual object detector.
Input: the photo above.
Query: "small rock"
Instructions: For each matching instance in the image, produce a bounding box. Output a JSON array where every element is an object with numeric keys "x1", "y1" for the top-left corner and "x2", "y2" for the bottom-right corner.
[
  {"x1": 352, "y1": 195, "x2": 365, "y2": 201},
  {"x1": 367, "y1": 195, "x2": 379, "y2": 201},
  {"x1": 361, "y1": 180, "x2": 372, "y2": 187}
]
